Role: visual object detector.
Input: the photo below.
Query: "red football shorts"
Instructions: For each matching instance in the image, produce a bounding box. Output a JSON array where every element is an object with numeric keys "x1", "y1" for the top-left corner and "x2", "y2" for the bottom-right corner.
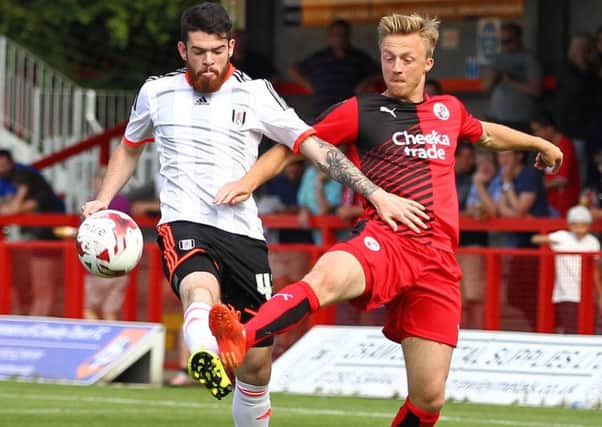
[{"x1": 328, "y1": 220, "x2": 462, "y2": 347}]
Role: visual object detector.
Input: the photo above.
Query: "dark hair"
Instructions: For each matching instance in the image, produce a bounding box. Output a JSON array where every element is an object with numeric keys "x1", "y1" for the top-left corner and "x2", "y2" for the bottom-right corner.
[
  {"x1": 455, "y1": 141, "x2": 474, "y2": 156},
  {"x1": 0, "y1": 149, "x2": 13, "y2": 162},
  {"x1": 329, "y1": 19, "x2": 351, "y2": 36},
  {"x1": 501, "y1": 22, "x2": 522, "y2": 40},
  {"x1": 531, "y1": 110, "x2": 556, "y2": 129},
  {"x1": 180, "y1": 2, "x2": 232, "y2": 42}
]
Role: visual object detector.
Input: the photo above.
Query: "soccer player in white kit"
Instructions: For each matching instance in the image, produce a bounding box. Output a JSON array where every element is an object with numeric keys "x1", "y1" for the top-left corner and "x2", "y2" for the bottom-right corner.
[{"x1": 82, "y1": 3, "x2": 426, "y2": 426}]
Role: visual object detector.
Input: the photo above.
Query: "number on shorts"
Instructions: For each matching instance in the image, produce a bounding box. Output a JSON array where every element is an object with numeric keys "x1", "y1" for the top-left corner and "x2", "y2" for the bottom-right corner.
[{"x1": 255, "y1": 273, "x2": 272, "y2": 299}]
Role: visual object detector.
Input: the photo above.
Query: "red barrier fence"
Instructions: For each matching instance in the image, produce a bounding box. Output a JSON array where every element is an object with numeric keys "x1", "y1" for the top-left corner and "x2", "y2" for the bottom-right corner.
[{"x1": 0, "y1": 214, "x2": 600, "y2": 336}]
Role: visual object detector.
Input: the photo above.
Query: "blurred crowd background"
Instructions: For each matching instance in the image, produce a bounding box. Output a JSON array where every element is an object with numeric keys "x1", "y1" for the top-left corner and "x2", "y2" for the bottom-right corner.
[{"x1": 1, "y1": 0, "x2": 601, "y2": 377}]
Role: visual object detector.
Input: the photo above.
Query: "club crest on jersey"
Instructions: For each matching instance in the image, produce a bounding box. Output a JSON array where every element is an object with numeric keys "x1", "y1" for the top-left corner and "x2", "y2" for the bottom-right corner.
[
  {"x1": 363, "y1": 236, "x2": 381, "y2": 252},
  {"x1": 232, "y1": 109, "x2": 247, "y2": 126},
  {"x1": 178, "y1": 239, "x2": 195, "y2": 250},
  {"x1": 433, "y1": 102, "x2": 450, "y2": 120}
]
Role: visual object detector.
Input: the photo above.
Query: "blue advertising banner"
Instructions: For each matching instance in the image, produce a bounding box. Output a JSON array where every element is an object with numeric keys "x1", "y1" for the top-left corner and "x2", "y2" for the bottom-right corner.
[{"x1": 0, "y1": 316, "x2": 162, "y2": 384}]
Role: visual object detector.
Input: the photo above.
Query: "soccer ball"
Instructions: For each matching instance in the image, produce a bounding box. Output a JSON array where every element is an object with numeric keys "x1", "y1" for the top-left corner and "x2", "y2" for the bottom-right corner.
[{"x1": 76, "y1": 209, "x2": 144, "y2": 278}]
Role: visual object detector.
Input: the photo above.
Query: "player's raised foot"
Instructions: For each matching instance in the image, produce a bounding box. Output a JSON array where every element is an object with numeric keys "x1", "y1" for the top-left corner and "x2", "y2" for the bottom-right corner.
[
  {"x1": 187, "y1": 348, "x2": 233, "y2": 400},
  {"x1": 209, "y1": 303, "x2": 247, "y2": 370}
]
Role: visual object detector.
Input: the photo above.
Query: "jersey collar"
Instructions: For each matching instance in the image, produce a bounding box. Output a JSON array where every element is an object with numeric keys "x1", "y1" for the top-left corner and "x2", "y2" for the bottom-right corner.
[{"x1": 184, "y1": 63, "x2": 237, "y2": 87}]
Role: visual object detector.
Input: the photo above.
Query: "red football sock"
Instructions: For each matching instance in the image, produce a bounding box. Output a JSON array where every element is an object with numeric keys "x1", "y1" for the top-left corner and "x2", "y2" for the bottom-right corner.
[
  {"x1": 391, "y1": 398, "x2": 440, "y2": 427},
  {"x1": 244, "y1": 281, "x2": 320, "y2": 349}
]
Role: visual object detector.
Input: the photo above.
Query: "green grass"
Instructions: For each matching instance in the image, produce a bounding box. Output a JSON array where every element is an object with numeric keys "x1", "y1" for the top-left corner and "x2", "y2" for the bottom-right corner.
[{"x1": 0, "y1": 381, "x2": 599, "y2": 427}]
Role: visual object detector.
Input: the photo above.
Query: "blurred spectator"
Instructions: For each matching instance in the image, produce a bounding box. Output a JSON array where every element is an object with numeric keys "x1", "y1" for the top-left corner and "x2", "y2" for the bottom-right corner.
[
  {"x1": 336, "y1": 187, "x2": 364, "y2": 227},
  {"x1": 84, "y1": 168, "x2": 132, "y2": 321},
  {"x1": 596, "y1": 26, "x2": 602, "y2": 78},
  {"x1": 455, "y1": 142, "x2": 476, "y2": 213},
  {"x1": 297, "y1": 165, "x2": 343, "y2": 244},
  {"x1": 585, "y1": 149, "x2": 602, "y2": 220},
  {"x1": 554, "y1": 32, "x2": 601, "y2": 183},
  {"x1": 494, "y1": 150, "x2": 549, "y2": 247},
  {"x1": 0, "y1": 149, "x2": 65, "y2": 316},
  {"x1": 460, "y1": 150, "x2": 499, "y2": 329},
  {"x1": 465, "y1": 150, "x2": 501, "y2": 222},
  {"x1": 289, "y1": 19, "x2": 381, "y2": 119},
  {"x1": 584, "y1": 120, "x2": 602, "y2": 189},
  {"x1": 231, "y1": 28, "x2": 279, "y2": 82},
  {"x1": 482, "y1": 22, "x2": 542, "y2": 133},
  {"x1": 493, "y1": 150, "x2": 549, "y2": 329},
  {"x1": 532, "y1": 206, "x2": 601, "y2": 334},
  {"x1": 424, "y1": 78, "x2": 443, "y2": 97},
  {"x1": 530, "y1": 111, "x2": 580, "y2": 218}
]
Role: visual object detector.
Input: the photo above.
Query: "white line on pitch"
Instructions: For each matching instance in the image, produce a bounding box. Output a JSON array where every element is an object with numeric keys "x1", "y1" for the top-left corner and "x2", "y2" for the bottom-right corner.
[{"x1": 0, "y1": 392, "x2": 592, "y2": 427}]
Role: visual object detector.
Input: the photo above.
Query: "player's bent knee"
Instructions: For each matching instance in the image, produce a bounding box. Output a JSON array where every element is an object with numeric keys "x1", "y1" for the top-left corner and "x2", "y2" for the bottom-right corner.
[
  {"x1": 410, "y1": 384, "x2": 446, "y2": 413},
  {"x1": 179, "y1": 272, "x2": 220, "y2": 305}
]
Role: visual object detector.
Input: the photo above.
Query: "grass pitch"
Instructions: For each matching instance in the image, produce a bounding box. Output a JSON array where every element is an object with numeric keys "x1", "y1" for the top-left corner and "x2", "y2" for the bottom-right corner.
[{"x1": 0, "y1": 381, "x2": 599, "y2": 426}]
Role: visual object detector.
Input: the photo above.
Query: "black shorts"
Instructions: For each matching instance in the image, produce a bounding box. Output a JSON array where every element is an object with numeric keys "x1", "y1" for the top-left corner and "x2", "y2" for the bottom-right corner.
[{"x1": 157, "y1": 221, "x2": 273, "y2": 346}]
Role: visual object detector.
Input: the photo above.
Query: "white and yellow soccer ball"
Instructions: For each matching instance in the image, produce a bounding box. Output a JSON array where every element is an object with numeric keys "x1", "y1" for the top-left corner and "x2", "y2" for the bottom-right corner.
[{"x1": 76, "y1": 209, "x2": 143, "y2": 278}]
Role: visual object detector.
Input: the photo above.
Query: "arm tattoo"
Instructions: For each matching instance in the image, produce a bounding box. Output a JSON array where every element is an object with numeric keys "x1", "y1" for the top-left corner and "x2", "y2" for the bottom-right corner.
[{"x1": 314, "y1": 139, "x2": 379, "y2": 198}]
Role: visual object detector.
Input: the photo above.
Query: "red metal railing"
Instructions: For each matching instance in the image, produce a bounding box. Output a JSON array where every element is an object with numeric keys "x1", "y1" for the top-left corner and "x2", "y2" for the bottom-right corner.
[{"x1": 0, "y1": 214, "x2": 600, "y2": 335}]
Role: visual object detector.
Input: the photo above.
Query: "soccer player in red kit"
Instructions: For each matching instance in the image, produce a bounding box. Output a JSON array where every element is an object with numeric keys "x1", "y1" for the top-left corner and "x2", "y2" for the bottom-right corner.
[{"x1": 210, "y1": 13, "x2": 563, "y2": 426}]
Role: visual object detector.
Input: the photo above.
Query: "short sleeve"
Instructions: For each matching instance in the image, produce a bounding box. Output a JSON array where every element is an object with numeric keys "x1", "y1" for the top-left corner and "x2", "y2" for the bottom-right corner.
[
  {"x1": 458, "y1": 101, "x2": 484, "y2": 143},
  {"x1": 525, "y1": 54, "x2": 542, "y2": 83},
  {"x1": 255, "y1": 80, "x2": 315, "y2": 151},
  {"x1": 311, "y1": 97, "x2": 359, "y2": 150},
  {"x1": 548, "y1": 230, "x2": 567, "y2": 249},
  {"x1": 124, "y1": 83, "x2": 154, "y2": 146},
  {"x1": 515, "y1": 167, "x2": 539, "y2": 194}
]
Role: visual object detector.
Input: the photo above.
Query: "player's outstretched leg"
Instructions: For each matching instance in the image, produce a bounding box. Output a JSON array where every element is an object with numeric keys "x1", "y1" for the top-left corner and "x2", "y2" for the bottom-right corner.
[
  {"x1": 209, "y1": 304, "x2": 247, "y2": 370},
  {"x1": 210, "y1": 280, "x2": 321, "y2": 369},
  {"x1": 187, "y1": 348, "x2": 233, "y2": 400}
]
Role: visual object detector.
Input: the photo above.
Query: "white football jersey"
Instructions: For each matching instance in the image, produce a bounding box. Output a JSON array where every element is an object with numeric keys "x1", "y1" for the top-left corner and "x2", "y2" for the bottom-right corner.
[{"x1": 124, "y1": 66, "x2": 314, "y2": 240}]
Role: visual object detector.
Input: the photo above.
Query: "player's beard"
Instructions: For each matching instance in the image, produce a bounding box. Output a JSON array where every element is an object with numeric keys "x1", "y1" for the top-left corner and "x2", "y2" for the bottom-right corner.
[{"x1": 187, "y1": 61, "x2": 229, "y2": 93}]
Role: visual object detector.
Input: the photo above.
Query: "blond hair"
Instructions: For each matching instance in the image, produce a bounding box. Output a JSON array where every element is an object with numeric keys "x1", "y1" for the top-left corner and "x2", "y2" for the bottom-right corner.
[{"x1": 378, "y1": 14, "x2": 440, "y2": 57}]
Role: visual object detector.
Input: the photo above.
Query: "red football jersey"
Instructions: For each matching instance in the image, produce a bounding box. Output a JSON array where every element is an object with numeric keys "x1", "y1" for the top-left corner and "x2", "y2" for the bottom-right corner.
[{"x1": 295, "y1": 93, "x2": 483, "y2": 251}]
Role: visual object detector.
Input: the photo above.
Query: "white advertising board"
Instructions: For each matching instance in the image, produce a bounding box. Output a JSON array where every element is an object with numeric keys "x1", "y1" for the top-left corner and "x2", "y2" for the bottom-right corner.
[{"x1": 270, "y1": 326, "x2": 602, "y2": 408}]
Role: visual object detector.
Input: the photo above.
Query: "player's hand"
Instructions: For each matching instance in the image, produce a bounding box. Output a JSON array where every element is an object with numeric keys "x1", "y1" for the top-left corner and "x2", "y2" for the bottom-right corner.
[
  {"x1": 534, "y1": 143, "x2": 563, "y2": 174},
  {"x1": 81, "y1": 200, "x2": 107, "y2": 219},
  {"x1": 214, "y1": 179, "x2": 252, "y2": 205},
  {"x1": 368, "y1": 188, "x2": 429, "y2": 233}
]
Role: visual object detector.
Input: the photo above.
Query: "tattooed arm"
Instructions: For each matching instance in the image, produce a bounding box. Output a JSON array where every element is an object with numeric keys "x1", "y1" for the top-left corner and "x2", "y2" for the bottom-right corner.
[{"x1": 299, "y1": 136, "x2": 429, "y2": 232}]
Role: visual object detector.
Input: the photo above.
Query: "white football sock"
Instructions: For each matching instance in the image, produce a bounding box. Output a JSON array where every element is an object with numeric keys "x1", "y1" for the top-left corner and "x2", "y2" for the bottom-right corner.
[
  {"x1": 232, "y1": 379, "x2": 271, "y2": 427},
  {"x1": 183, "y1": 302, "x2": 218, "y2": 354}
]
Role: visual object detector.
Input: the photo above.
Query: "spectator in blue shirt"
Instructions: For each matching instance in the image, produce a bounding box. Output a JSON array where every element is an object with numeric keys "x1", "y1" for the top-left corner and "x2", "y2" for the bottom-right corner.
[{"x1": 297, "y1": 165, "x2": 343, "y2": 244}]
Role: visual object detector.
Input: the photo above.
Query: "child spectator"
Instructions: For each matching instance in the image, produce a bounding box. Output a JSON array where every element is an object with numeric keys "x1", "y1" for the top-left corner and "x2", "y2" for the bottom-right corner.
[{"x1": 531, "y1": 206, "x2": 602, "y2": 333}]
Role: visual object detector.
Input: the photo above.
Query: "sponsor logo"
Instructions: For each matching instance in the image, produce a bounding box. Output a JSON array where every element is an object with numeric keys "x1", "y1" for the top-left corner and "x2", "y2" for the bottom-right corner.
[
  {"x1": 363, "y1": 236, "x2": 381, "y2": 251},
  {"x1": 392, "y1": 130, "x2": 450, "y2": 146},
  {"x1": 433, "y1": 102, "x2": 450, "y2": 120},
  {"x1": 272, "y1": 293, "x2": 294, "y2": 301},
  {"x1": 232, "y1": 109, "x2": 247, "y2": 126},
  {"x1": 379, "y1": 106, "x2": 397, "y2": 118},
  {"x1": 392, "y1": 130, "x2": 451, "y2": 160},
  {"x1": 178, "y1": 239, "x2": 195, "y2": 250}
]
